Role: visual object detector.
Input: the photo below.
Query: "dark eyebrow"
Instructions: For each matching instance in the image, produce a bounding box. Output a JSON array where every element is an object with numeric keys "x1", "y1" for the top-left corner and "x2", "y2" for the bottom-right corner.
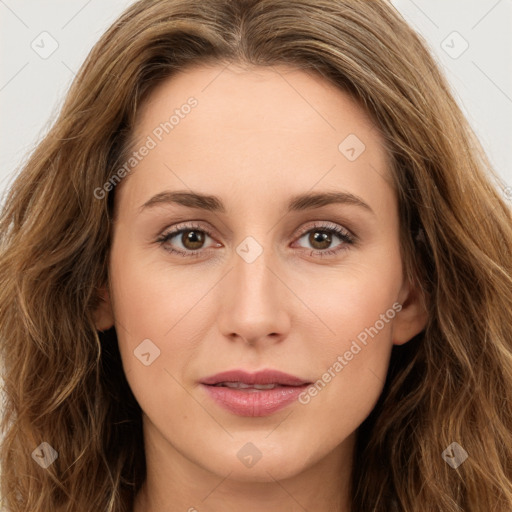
[
  {"x1": 287, "y1": 191, "x2": 374, "y2": 215},
  {"x1": 139, "y1": 191, "x2": 226, "y2": 213},
  {"x1": 139, "y1": 190, "x2": 374, "y2": 215}
]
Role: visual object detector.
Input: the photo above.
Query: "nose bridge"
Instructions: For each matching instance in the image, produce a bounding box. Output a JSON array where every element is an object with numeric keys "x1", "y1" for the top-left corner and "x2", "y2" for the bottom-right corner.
[
  {"x1": 233, "y1": 234, "x2": 279, "y2": 312},
  {"x1": 217, "y1": 232, "x2": 291, "y2": 344}
]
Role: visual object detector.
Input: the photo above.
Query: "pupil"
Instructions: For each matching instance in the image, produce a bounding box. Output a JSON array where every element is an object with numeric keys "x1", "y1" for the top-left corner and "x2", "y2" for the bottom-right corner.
[
  {"x1": 311, "y1": 230, "x2": 331, "y2": 249},
  {"x1": 183, "y1": 230, "x2": 204, "y2": 249},
  {"x1": 180, "y1": 229, "x2": 333, "y2": 251}
]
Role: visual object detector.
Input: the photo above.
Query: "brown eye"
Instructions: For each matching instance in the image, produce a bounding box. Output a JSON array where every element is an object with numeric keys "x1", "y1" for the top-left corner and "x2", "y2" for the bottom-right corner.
[
  {"x1": 293, "y1": 222, "x2": 355, "y2": 258},
  {"x1": 308, "y1": 230, "x2": 333, "y2": 250},
  {"x1": 181, "y1": 230, "x2": 206, "y2": 250},
  {"x1": 156, "y1": 224, "x2": 216, "y2": 257}
]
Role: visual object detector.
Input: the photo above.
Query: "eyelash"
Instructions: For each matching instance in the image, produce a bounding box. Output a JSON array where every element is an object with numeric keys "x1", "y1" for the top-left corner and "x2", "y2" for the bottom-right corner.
[{"x1": 155, "y1": 221, "x2": 355, "y2": 259}]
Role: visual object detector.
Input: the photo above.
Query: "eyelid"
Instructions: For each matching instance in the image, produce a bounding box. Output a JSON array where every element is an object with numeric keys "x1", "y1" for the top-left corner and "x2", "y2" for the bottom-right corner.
[
  {"x1": 159, "y1": 219, "x2": 355, "y2": 240},
  {"x1": 156, "y1": 219, "x2": 356, "y2": 257},
  {"x1": 156, "y1": 221, "x2": 219, "y2": 255},
  {"x1": 293, "y1": 220, "x2": 354, "y2": 240},
  {"x1": 158, "y1": 221, "x2": 216, "y2": 239}
]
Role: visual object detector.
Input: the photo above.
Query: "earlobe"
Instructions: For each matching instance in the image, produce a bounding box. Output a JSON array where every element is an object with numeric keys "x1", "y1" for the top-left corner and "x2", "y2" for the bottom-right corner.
[
  {"x1": 393, "y1": 279, "x2": 428, "y2": 346},
  {"x1": 93, "y1": 286, "x2": 115, "y2": 332}
]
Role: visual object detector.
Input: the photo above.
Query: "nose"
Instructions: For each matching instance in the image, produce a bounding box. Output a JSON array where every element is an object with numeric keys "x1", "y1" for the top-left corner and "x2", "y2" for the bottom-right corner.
[{"x1": 217, "y1": 241, "x2": 291, "y2": 347}]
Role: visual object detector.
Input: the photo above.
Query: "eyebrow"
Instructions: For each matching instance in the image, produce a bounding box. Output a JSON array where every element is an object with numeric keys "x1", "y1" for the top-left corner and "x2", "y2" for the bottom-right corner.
[{"x1": 139, "y1": 190, "x2": 375, "y2": 215}]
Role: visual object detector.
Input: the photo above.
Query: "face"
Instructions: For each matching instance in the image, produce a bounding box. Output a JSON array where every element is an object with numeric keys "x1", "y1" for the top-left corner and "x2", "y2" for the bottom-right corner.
[{"x1": 95, "y1": 63, "x2": 427, "y2": 485}]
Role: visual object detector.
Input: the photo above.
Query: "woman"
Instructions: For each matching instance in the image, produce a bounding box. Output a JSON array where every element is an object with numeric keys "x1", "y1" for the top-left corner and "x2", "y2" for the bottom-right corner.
[{"x1": 1, "y1": 1, "x2": 511, "y2": 511}]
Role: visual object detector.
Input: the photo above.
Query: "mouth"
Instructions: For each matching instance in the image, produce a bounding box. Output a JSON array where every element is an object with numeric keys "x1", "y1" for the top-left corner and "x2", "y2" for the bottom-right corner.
[
  {"x1": 211, "y1": 382, "x2": 288, "y2": 391},
  {"x1": 201, "y1": 368, "x2": 310, "y2": 387},
  {"x1": 200, "y1": 369, "x2": 311, "y2": 416}
]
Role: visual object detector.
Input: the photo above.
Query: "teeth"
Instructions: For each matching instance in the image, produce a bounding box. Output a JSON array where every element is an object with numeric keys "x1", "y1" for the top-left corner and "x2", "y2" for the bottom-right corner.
[
  {"x1": 253, "y1": 383, "x2": 277, "y2": 389},
  {"x1": 214, "y1": 382, "x2": 278, "y2": 390},
  {"x1": 225, "y1": 382, "x2": 251, "y2": 389}
]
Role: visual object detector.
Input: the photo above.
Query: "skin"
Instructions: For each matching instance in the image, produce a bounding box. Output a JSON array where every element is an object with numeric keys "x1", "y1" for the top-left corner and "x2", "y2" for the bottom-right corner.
[{"x1": 94, "y1": 62, "x2": 427, "y2": 512}]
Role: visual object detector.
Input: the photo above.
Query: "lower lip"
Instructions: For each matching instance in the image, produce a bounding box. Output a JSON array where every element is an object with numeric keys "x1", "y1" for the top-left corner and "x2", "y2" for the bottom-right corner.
[{"x1": 201, "y1": 384, "x2": 309, "y2": 417}]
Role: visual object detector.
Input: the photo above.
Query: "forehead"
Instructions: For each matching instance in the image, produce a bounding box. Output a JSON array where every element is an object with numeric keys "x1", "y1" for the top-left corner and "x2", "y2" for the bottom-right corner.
[
  {"x1": 117, "y1": 63, "x2": 394, "y2": 218},
  {"x1": 134, "y1": 62, "x2": 383, "y2": 148}
]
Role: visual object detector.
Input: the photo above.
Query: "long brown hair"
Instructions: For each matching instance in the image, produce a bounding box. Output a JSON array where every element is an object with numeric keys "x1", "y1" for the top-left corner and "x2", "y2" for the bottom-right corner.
[{"x1": 1, "y1": 1, "x2": 511, "y2": 510}]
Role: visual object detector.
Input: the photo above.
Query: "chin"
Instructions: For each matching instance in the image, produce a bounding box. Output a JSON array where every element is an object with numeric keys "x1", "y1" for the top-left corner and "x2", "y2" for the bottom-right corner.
[{"x1": 197, "y1": 437, "x2": 318, "y2": 483}]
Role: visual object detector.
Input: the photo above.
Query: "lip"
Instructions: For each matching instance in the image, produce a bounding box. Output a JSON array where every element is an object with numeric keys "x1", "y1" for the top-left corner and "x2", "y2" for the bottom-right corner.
[
  {"x1": 201, "y1": 369, "x2": 309, "y2": 386},
  {"x1": 200, "y1": 369, "x2": 311, "y2": 417}
]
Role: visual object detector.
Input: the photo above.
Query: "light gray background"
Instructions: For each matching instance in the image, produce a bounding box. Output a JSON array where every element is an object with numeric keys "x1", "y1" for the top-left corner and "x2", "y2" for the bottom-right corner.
[{"x1": 0, "y1": 0, "x2": 511, "y2": 199}]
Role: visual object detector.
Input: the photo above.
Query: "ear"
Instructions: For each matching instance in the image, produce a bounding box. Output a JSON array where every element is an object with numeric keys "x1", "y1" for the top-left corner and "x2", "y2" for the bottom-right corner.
[
  {"x1": 393, "y1": 278, "x2": 428, "y2": 346},
  {"x1": 93, "y1": 285, "x2": 115, "y2": 331}
]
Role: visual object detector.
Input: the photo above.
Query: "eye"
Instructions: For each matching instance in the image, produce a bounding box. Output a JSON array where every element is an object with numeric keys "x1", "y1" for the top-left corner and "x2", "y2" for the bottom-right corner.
[
  {"x1": 156, "y1": 223, "x2": 218, "y2": 258},
  {"x1": 292, "y1": 221, "x2": 355, "y2": 258},
  {"x1": 156, "y1": 221, "x2": 355, "y2": 258}
]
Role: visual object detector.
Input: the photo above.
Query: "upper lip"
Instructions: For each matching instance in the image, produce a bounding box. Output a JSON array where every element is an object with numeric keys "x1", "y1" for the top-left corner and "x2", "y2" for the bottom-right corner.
[{"x1": 200, "y1": 369, "x2": 310, "y2": 386}]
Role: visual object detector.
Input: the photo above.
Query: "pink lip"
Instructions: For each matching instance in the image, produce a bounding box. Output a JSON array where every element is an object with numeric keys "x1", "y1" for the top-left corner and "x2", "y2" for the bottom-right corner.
[
  {"x1": 201, "y1": 369, "x2": 309, "y2": 386},
  {"x1": 200, "y1": 369, "x2": 311, "y2": 417}
]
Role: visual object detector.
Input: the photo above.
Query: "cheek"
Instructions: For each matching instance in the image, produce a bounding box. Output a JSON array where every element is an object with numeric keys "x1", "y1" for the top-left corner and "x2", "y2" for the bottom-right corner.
[
  {"x1": 107, "y1": 234, "x2": 227, "y2": 422},
  {"x1": 107, "y1": 239, "x2": 188, "y2": 397},
  {"x1": 109, "y1": 230, "x2": 200, "y2": 343},
  {"x1": 294, "y1": 244, "x2": 402, "y2": 409},
  {"x1": 302, "y1": 244, "x2": 402, "y2": 346}
]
